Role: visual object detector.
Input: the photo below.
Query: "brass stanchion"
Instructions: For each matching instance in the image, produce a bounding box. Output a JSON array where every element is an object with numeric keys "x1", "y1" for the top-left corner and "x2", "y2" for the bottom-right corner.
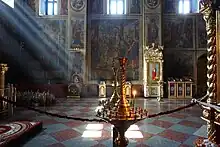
[
  {"x1": 195, "y1": 1, "x2": 219, "y2": 146},
  {"x1": 0, "y1": 64, "x2": 8, "y2": 110}
]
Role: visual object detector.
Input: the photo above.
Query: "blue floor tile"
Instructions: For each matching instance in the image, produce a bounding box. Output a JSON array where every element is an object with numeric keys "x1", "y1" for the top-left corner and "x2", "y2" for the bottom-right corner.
[
  {"x1": 100, "y1": 138, "x2": 113, "y2": 146},
  {"x1": 145, "y1": 136, "x2": 181, "y2": 147},
  {"x1": 159, "y1": 116, "x2": 182, "y2": 123},
  {"x1": 139, "y1": 124, "x2": 165, "y2": 134},
  {"x1": 183, "y1": 135, "x2": 199, "y2": 146},
  {"x1": 23, "y1": 134, "x2": 58, "y2": 147},
  {"x1": 62, "y1": 137, "x2": 98, "y2": 147},
  {"x1": 185, "y1": 116, "x2": 204, "y2": 124},
  {"x1": 169, "y1": 124, "x2": 198, "y2": 135},
  {"x1": 44, "y1": 123, "x2": 70, "y2": 133},
  {"x1": 193, "y1": 125, "x2": 207, "y2": 138}
]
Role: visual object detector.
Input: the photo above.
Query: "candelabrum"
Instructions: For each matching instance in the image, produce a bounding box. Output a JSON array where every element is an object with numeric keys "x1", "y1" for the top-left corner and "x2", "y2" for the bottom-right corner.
[
  {"x1": 110, "y1": 65, "x2": 120, "y2": 106},
  {"x1": 97, "y1": 57, "x2": 149, "y2": 147}
]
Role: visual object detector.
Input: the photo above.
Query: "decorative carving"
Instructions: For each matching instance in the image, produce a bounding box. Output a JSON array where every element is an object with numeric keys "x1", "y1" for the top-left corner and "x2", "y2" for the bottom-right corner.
[
  {"x1": 145, "y1": 0, "x2": 160, "y2": 9},
  {"x1": 0, "y1": 64, "x2": 8, "y2": 74},
  {"x1": 68, "y1": 73, "x2": 83, "y2": 98},
  {"x1": 144, "y1": 43, "x2": 163, "y2": 60},
  {"x1": 143, "y1": 43, "x2": 164, "y2": 98},
  {"x1": 71, "y1": 0, "x2": 85, "y2": 12}
]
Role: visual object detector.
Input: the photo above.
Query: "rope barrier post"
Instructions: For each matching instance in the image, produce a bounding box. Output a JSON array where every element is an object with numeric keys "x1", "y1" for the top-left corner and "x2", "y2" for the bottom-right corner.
[
  {"x1": 0, "y1": 64, "x2": 8, "y2": 111},
  {"x1": 200, "y1": 0, "x2": 219, "y2": 144},
  {"x1": 13, "y1": 87, "x2": 16, "y2": 109},
  {"x1": 10, "y1": 84, "x2": 14, "y2": 116},
  {"x1": 6, "y1": 84, "x2": 11, "y2": 115}
]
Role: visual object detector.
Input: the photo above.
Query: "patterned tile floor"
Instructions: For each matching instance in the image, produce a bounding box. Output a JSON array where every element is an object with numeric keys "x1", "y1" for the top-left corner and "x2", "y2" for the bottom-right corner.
[{"x1": 5, "y1": 98, "x2": 207, "y2": 147}]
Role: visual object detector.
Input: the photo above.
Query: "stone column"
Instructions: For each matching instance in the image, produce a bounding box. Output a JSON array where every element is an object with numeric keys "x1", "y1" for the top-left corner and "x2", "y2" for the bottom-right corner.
[{"x1": 0, "y1": 64, "x2": 8, "y2": 97}]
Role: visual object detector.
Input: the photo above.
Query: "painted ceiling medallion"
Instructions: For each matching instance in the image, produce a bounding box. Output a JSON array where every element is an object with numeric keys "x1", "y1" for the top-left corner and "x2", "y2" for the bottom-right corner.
[
  {"x1": 145, "y1": 0, "x2": 160, "y2": 9},
  {"x1": 71, "y1": 0, "x2": 85, "y2": 12}
]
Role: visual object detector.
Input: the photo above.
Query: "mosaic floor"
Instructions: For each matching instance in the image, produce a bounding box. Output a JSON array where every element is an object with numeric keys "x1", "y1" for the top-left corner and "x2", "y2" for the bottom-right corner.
[{"x1": 4, "y1": 98, "x2": 207, "y2": 147}]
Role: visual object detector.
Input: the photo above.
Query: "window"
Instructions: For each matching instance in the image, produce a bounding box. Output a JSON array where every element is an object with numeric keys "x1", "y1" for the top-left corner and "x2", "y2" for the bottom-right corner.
[
  {"x1": 178, "y1": 0, "x2": 190, "y2": 14},
  {"x1": 2, "y1": 0, "x2": 14, "y2": 8},
  {"x1": 107, "y1": 0, "x2": 127, "y2": 14},
  {"x1": 39, "y1": 0, "x2": 58, "y2": 16},
  {"x1": 178, "y1": 0, "x2": 200, "y2": 14}
]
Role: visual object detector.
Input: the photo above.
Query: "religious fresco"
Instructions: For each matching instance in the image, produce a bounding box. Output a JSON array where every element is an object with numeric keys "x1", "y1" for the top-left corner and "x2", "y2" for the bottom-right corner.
[
  {"x1": 60, "y1": 0, "x2": 68, "y2": 15},
  {"x1": 46, "y1": 71, "x2": 65, "y2": 82},
  {"x1": 69, "y1": 51, "x2": 84, "y2": 78},
  {"x1": 27, "y1": 0, "x2": 36, "y2": 12},
  {"x1": 197, "y1": 15, "x2": 207, "y2": 48},
  {"x1": 71, "y1": 18, "x2": 84, "y2": 48},
  {"x1": 39, "y1": 19, "x2": 67, "y2": 49},
  {"x1": 148, "y1": 62, "x2": 160, "y2": 83},
  {"x1": 164, "y1": 50, "x2": 194, "y2": 79},
  {"x1": 130, "y1": 0, "x2": 140, "y2": 14},
  {"x1": 146, "y1": 15, "x2": 160, "y2": 44},
  {"x1": 88, "y1": 0, "x2": 103, "y2": 14},
  {"x1": 163, "y1": 16, "x2": 194, "y2": 48},
  {"x1": 89, "y1": 19, "x2": 139, "y2": 81},
  {"x1": 163, "y1": 0, "x2": 176, "y2": 13}
]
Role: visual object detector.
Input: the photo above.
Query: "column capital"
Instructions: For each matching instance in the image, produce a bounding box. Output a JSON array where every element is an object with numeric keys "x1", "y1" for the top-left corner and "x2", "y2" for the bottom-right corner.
[{"x1": 0, "y1": 64, "x2": 8, "y2": 74}]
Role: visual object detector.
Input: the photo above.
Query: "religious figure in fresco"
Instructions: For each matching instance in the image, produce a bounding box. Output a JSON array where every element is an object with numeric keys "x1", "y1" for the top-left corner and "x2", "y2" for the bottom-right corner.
[
  {"x1": 89, "y1": 19, "x2": 139, "y2": 80},
  {"x1": 148, "y1": 18, "x2": 159, "y2": 44},
  {"x1": 149, "y1": 63, "x2": 159, "y2": 81},
  {"x1": 71, "y1": 19, "x2": 84, "y2": 48},
  {"x1": 130, "y1": 0, "x2": 140, "y2": 14},
  {"x1": 60, "y1": 0, "x2": 68, "y2": 15}
]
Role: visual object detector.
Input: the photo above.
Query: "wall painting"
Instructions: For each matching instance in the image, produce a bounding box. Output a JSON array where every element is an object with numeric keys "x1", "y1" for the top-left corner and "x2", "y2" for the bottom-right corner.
[
  {"x1": 163, "y1": 16, "x2": 194, "y2": 48},
  {"x1": 197, "y1": 15, "x2": 207, "y2": 48},
  {"x1": 89, "y1": 19, "x2": 140, "y2": 81},
  {"x1": 71, "y1": 18, "x2": 84, "y2": 48}
]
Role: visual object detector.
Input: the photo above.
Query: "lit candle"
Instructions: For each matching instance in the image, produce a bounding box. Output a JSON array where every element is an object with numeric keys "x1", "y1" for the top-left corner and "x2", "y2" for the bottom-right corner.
[{"x1": 132, "y1": 90, "x2": 137, "y2": 98}]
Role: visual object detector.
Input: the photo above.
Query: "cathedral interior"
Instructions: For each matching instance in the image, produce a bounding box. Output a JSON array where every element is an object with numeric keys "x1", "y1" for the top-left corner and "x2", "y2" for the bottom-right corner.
[{"x1": 0, "y1": 0, "x2": 220, "y2": 147}]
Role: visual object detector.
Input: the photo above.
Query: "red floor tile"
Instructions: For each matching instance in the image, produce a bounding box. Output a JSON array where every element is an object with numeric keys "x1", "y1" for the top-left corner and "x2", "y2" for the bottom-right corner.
[
  {"x1": 178, "y1": 120, "x2": 202, "y2": 128},
  {"x1": 158, "y1": 129, "x2": 190, "y2": 143},
  {"x1": 168, "y1": 113, "x2": 188, "y2": 119},
  {"x1": 50, "y1": 129, "x2": 81, "y2": 142},
  {"x1": 42, "y1": 119, "x2": 58, "y2": 126},
  {"x1": 63, "y1": 120, "x2": 84, "y2": 128},
  {"x1": 150, "y1": 120, "x2": 174, "y2": 128}
]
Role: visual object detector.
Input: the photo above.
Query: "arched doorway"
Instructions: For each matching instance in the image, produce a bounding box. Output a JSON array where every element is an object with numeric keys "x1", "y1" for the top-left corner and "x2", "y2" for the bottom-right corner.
[{"x1": 197, "y1": 53, "x2": 207, "y2": 97}]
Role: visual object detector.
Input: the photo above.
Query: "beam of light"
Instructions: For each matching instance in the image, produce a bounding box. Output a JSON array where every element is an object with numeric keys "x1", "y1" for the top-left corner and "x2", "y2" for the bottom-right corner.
[
  {"x1": 15, "y1": 2, "x2": 69, "y2": 67},
  {"x1": 0, "y1": 23, "x2": 33, "y2": 78},
  {"x1": 86, "y1": 124, "x2": 103, "y2": 130},
  {"x1": 82, "y1": 131, "x2": 102, "y2": 138},
  {"x1": 1, "y1": 1, "x2": 70, "y2": 80},
  {"x1": 15, "y1": 2, "x2": 70, "y2": 78},
  {"x1": 0, "y1": 7, "x2": 54, "y2": 69}
]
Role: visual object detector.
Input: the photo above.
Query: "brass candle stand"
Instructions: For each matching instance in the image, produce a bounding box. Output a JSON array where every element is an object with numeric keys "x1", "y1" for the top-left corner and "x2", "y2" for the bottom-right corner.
[
  {"x1": 110, "y1": 65, "x2": 120, "y2": 106},
  {"x1": 97, "y1": 57, "x2": 148, "y2": 147}
]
